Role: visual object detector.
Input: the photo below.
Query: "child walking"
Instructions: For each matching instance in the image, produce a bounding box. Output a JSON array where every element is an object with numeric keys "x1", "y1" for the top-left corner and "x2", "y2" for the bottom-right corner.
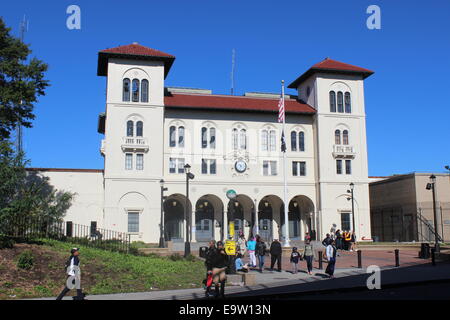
[{"x1": 290, "y1": 247, "x2": 301, "y2": 274}]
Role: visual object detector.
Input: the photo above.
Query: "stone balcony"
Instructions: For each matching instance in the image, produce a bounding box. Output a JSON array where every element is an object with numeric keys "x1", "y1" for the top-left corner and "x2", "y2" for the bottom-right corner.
[
  {"x1": 121, "y1": 136, "x2": 149, "y2": 152},
  {"x1": 332, "y1": 144, "x2": 355, "y2": 158}
]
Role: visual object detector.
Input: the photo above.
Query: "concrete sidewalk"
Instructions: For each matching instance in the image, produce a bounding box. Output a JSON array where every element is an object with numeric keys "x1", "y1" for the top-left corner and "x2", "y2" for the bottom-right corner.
[{"x1": 31, "y1": 261, "x2": 450, "y2": 300}]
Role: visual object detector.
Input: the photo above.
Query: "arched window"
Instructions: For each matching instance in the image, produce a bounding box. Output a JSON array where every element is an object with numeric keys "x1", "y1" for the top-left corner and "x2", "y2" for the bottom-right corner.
[
  {"x1": 201, "y1": 127, "x2": 208, "y2": 148},
  {"x1": 269, "y1": 130, "x2": 276, "y2": 151},
  {"x1": 261, "y1": 130, "x2": 268, "y2": 151},
  {"x1": 210, "y1": 127, "x2": 216, "y2": 149},
  {"x1": 178, "y1": 126, "x2": 185, "y2": 147},
  {"x1": 329, "y1": 91, "x2": 336, "y2": 112},
  {"x1": 343, "y1": 130, "x2": 349, "y2": 145},
  {"x1": 141, "y1": 79, "x2": 149, "y2": 103},
  {"x1": 344, "y1": 92, "x2": 351, "y2": 113},
  {"x1": 127, "y1": 120, "x2": 134, "y2": 137},
  {"x1": 132, "y1": 79, "x2": 140, "y2": 102},
  {"x1": 291, "y1": 131, "x2": 297, "y2": 151},
  {"x1": 232, "y1": 128, "x2": 239, "y2": 150},
  {"x1": 240, "y1": 129, "x2": 247, "y2": 150},
  {"x1": 136, "y1": 121, "x2": 143, "y2": 137},
  {"x1": 335, "y1": 130, "x2": 341, "y2": 145},
  {"x1": 299, "y1": 131, "x2": 305, "y2": 151},
  {"x1": 169, "y1": 126, "x2": 176, "y2": 147},
  {"x1": 337, "y1": 91, "x2": 344, "y2": 113},
  {"x1": 123, "y1": 78, "x2": 131, "y2": 102}
]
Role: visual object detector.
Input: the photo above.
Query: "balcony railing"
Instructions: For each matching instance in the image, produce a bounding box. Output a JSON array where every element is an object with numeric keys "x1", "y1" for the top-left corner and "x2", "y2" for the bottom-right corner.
[
  {"x1": 332, "y1": 144, "x2": 355, "y2": 158},
  {"x1": 121, "y1": 136, "x2": 149, "y2": 152}
]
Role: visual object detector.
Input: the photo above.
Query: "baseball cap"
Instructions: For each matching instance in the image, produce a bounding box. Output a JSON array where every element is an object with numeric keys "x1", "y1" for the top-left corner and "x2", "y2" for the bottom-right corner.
[{"x1": 70, "y1": 248, "x2": 79, "y2": 254}]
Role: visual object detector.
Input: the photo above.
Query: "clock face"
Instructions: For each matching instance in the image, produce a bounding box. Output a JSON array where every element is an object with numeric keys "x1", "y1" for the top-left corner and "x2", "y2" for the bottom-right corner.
[{"x1": 235, "y1": 160, "x2": 247, "y2": 173}]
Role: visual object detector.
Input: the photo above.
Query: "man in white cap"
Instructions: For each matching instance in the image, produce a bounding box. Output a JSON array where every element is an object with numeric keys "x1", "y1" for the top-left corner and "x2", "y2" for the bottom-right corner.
[{"x1": 56, "y1": 248, "x2": 86, "y2": 300}]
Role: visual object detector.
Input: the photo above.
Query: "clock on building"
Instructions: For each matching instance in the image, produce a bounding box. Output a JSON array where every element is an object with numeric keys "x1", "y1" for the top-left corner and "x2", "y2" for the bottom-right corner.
[{"x1": 234, "y1": 160, "x2": 247, "y2": 173}]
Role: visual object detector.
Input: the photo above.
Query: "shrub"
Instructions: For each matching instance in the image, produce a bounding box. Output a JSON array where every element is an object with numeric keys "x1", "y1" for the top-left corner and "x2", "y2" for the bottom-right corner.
[
  {"x1": 168, "y1": 253, "x2": 183, "y2": 261},
  {"x1": 17, "y1": 250, "x2": 34, "y2": 270},
  {"x1": 0, "y1": 236, "x2": 14, "y2": 249}
]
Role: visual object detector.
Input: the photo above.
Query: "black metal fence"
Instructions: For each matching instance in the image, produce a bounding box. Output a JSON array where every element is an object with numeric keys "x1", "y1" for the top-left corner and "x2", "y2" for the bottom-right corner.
[{"x1": 0, "y1": 216, "x2": 131, "y2": 253}]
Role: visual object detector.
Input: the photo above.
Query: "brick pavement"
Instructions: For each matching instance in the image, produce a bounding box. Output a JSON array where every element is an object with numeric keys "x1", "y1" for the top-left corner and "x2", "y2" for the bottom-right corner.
[{"x1": 255, "y1": 247, "x2": 427, "y2": 272}]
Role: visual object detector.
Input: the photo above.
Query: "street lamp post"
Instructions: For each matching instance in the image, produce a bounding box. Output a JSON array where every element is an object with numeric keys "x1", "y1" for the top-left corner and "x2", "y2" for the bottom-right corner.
[
  {"x1": 184, "y1": 164, "x2": 195, "y2": 257},
  {"x1": 347, "y1": 183, "x2": 355, "y2": 233},
  {"x1": 427, "y1": 175, "x2": 440, "y2": 253},
  {"x1": 159, "y1": 179, "x2": 168, "y2": 248}
]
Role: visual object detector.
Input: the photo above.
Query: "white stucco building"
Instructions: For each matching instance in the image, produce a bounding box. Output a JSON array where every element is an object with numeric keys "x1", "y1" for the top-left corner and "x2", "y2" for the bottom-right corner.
[{"x1": 36, "y1": 43, "x2": 375, "y2": 245}]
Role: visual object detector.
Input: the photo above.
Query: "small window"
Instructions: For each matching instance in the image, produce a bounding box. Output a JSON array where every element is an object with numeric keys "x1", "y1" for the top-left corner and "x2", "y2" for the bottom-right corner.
[
  {"x1": 329, "y1": 91, "x2": 336, "y2": 112},
  {"x1": 262, "y1": 130, "x2": 268, "y2": 151},
  {"x1": 127, "y1": 120, "x2": 134, "y2": 137},
  {"x1": 128, "y1": 212, "x2": 139, "y2": 233},
  {"x1": 232, "y1": 128, "x2": 239, "y2": 150},
  {"x1": 335, "y1": 130, "x2": 341, "y2": 145},
  {"x1": 343, "y1": 130, "x2": 349, "y2": 145},
  {"x1": 90, "y1": 221, "x2": 97, "y2": 236},
  {"x1": 136, "y1": 154, "x2": 144, "y2": 170},
  {"x1": 177, "y1": 158, "x2": 185, "y2": 174},
  {"x1": 306, "y1": 86, "x2": 311, "y2": 97},
  {"x1": 299, "y1": 132, "x2": 305, "y2": 151},
  {"x1": 123, "y1": 78, "x2": 130, "y2": 102},
  {"x1": 336, "y1": 159, "x2": 342, "y2": 175},
  {"x1": 299, "y1": 161, "x2": 306, "y2": 176},
  {"x1": 141, "y1": 79, "x2": 149, "y2": 103},
  {"x1": 132, "y1": 79, "x2": 140, "y2": 102},
  {"x1": 210, "y1": 159, "x2": 216, "y2": 174},
  {"x1": 344, "y1": 92, "x2": 351, "y2": 113},
  {"x1": 263, "y1": 161, "x2": 277, "y2": 176},
  {"x1": 201, "y1": 159, "x2": 207, "y2": 174},
  {"x1": 290, "y1": 131, "x2": 297, "y2": 152},
  {"x1": 292, "y1": 161, "x2": 298, "y2": 176},
  {"x1": 345, "y1": 160, "x2": 352, "y2": 175},
  {"x1": 240, "y1": 129, "x2": 247, "y2": 150},
  {"x1": 169, "y1": 158, "x2": 176, "y2": 173},
  {"x1": 210, "y1": 128, "x2": 216, "y2": 149},
  {"x1": 125, "y1": 153, "x2": 133, "y2": 170},
  {"x1": 178, "y1": 126, "x2": 185, "y2": 148},
  {"x1": 292, "y1": 161, "x2": 306, "y2": 176},
  {"x1": 337, "y1": 91, "x2": 344, "y2": 113},
  {"x1": 136, "y1": 121, "x2": 143, "y2": 137},
  {"x1": 269, "y1": 130, "x2": 276, "y2": 151},
  {"x1": 201, "y1": 127, "x2": 208, "y2": 149},
  {"x1": 169, "y1": 126, "x2": 176, "y2": 147},
  {"x1": 341, "y1": 212, "x2": 351, "y2": 231}
]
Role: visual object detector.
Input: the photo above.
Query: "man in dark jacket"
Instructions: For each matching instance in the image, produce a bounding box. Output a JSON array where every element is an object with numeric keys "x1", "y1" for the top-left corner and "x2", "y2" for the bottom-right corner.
[
  {"x1": 205, "y1": 240, "x2": 217, "y2": 271},
  {"x1": 255, "y1": 235, "x2": 267, "y2": 273},
  {"x1": 56, "y1": 248, "x2": 85, "y2": 300},
  {"x1": 211, "y1": 241, "x2": 228, "y2": 298},
  {"x1": 322, "y1": 233, "x2": 332, "y2": 247},
  {"x1": 269, "y1": 239, "x2": 282, "y2": 272}
]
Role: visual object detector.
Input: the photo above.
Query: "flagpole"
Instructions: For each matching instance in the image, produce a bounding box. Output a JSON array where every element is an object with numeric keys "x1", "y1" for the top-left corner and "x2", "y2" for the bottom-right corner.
[{"x1": 281, "y1": 80, "x2": 290, "y2": 247}]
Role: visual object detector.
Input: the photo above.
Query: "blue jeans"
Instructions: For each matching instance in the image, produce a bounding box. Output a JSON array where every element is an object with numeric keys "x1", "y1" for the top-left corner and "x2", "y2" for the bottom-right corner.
[{"x1": 258, "y1": 255, "x2": 265, "y2": 271}]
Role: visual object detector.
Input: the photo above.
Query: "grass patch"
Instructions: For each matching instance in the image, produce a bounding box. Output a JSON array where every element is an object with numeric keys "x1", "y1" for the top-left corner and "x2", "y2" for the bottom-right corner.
[{"x1": 0, "y1": 239, "x2": 205, "y2": 299}]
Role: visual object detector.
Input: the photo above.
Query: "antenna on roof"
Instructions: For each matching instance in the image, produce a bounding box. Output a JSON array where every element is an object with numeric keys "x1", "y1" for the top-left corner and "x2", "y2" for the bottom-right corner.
[
  {"x1": 16, "y1": 15, "x2": 28, "y2": 155},
  {"x1": 231, "y1": 48, "x2": 236, "y2": 95}
]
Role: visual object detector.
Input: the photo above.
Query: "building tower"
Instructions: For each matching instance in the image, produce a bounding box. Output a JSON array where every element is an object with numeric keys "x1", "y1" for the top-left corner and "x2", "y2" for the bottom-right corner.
[
  {"x1": 97, "y1": 43, "x2": 175, "y2": 242},
  {"x1": 288, "y1": 58, "x2": 374, "y2": 240}
]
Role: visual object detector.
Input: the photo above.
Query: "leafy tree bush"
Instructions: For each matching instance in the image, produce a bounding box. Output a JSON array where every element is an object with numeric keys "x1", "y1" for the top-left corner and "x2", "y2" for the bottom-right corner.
[{"x1": 17, "y1": 250, "x2": 34, "y2": 270}]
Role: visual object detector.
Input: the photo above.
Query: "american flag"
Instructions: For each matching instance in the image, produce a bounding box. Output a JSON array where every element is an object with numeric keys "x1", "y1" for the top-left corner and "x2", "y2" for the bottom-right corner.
[{"x1": 277, "y1": 96, "x2": 285, "y2": 123}]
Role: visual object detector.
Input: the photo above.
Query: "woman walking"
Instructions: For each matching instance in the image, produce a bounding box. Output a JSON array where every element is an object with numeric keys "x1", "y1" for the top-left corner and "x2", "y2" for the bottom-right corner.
[
  {"x1": 247, "y1": 236, "x2": 257, "y2": 268},
  {"x1": 302, "y1": 239, "x2": 315, "y2": 275},
  {"x1": 237, "y1": 233, "x2": 247, "y2": 257},
  {"x1": 325, "y1": 240, "x2": 338, "y2": 279}
]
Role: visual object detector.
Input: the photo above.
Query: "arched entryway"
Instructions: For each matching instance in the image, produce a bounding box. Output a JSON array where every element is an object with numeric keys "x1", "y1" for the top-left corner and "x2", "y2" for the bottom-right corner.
[
  {"x1": 287, "y1": 195, "x2": 315, "y2": 240},
  {"x1": 258, "y1": 195, "x2": 283, "y2": 243},
  {"x1": 195, "y1": 195, "x2": 223, "y2": 242},
  {"x1": 227, "y1": 194, "x2": 254, "y2": 241},
  {"x1": 164, "y1": 194, "x2": 192, "y2": 242}
]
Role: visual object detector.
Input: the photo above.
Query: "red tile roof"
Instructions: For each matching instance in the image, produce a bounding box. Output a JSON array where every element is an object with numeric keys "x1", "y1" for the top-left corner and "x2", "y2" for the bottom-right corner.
[
  {"x1": 100, "y1": 43, "x2": 175, "y2": 58},
  {"x1": 288, "y1": 58, "x2": 374, "y2": 88},
  {"x1": 164, "y1": 93, "x2": 316, "y2": 115},
  {"x1": 97, "y1": 43, "x2": 175, "y2": 77}
]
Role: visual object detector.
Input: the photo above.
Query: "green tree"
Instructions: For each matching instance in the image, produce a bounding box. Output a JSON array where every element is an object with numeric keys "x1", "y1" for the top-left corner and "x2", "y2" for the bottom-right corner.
[
  {"x1": 0, "y1": 141, "x2": 74, "y2": 231},
  {"x1": 0, "y1": 17, "x2": 49, "y2": 140}
]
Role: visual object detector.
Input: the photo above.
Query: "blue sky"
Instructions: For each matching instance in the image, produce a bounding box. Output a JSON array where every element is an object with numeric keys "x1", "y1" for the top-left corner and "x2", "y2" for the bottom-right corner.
[{"x1": 0, "y1": 0, "x2": 449, "y2": 176}]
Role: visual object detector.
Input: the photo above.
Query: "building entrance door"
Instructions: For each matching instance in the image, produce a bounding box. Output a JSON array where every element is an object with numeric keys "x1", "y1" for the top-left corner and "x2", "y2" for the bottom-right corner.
[
  {"x1": 196, "y1": 219, "x2": 213, "y2": 241},
  {"x1": 259, "y1": 218, "x2": 272, "y2": 242}
]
